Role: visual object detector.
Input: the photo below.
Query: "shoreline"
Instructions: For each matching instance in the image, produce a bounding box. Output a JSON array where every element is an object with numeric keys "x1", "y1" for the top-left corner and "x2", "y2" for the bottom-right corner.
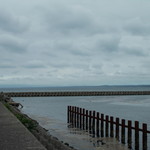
[
  {"x1": 0, "y1": 93, "x2": 132, "y2": 150},
  {"x1": 0, "y1": 93, "x2": 76, "y2": 150}
]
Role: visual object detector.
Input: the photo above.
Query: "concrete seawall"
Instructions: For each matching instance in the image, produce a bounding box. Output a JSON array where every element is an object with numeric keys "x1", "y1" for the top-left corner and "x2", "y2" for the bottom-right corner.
[
  {"x1": 4, "y1": 91, "x2": 150, "y2": 97},
  {"x1": 0, "y1": 102, "x2": 46, "y2": 150}
]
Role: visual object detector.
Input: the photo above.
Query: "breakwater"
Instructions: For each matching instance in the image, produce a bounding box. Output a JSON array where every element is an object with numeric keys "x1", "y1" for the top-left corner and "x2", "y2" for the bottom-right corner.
[{"x1": 4, "y1": 91, "x2": 150, "y2": 97}]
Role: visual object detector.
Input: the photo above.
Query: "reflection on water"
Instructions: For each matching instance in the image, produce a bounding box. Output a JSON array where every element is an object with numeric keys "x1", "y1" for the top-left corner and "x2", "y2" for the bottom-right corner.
[
  {"x1": 67, "y1": 126, "x2": 129, "y2": 150},
  {"x1": 14, "y1": 95, "x2": 150, "y2": 150}
]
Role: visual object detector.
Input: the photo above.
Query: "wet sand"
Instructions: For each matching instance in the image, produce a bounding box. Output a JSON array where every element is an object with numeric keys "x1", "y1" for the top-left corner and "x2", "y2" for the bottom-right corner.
[
  {"x1": 29, "y1": 115, "x2": 129, "y2": 150},
  {"x1": 14, "y1": 96, "x2": 150, "y2": 150}
]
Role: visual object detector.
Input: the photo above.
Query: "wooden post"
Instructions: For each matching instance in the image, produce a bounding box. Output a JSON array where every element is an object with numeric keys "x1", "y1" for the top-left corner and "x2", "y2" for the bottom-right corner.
[
  {"x1": 110, "y1": 116, "x2": 114, "y2": 137},
  {"x1": 101, "y1": 114, "x2": 104, "y2": 137},
  {"x1": 116, "y1": 118, "x2": 120, "y2": 140},
  {"x1": 74, "y1": 107, "x2": 77, "y2": 128},
  {"x1": 92, "y1": 111, "x2": 96, "y2": 136},
  {"x1": 67, "y1": 106, "x2": 70, "y2": 123},
  {"x1": 67, "y1": 106, "x2": 149, "y2": 150},
  {"x1": 72, "y1": 106, "x2": 75, "y2": 127},
  {"x1": 80, "y1": 108, "x2": 82, "y2": 129},
  {"x1": 86, "y1": 110, "x2": 88, "y2": 131},
  {"x1": 96, "y1": 112, "x2": 100, "y2": 137},
  {"x1": 67, "y1": 106, "x2": 69, "y2": 123},
  {"x1": 70, "y1": 106, "x2": 73, "y2": 124},
  {"x1": 121, "y1": 119, "x2": 125, "y2": 144},
  {"x1": 70, "y1": 106, "x2": 72, "y2": 124},
  {"x1": 105, "y1": 115, "x2": 109, "y2": 137},
  {"x1": 89, "y1": 111, "x2": 92, "y2": 133},
  {"x1": 128, "y1": 120, "x2": 132, "y2": 149},
  {"x1": 77, "y1": 107, "x2": 79, "y2": 128},
  {"x1": 82, "y1": 109, "x2": 85, "y2": 130},
  {"x1": 135, "y1": 121, "x2": 139, "y2": 150},
  {"x1": 142, "y1": 123, "x2": 147, "y2": 150}
]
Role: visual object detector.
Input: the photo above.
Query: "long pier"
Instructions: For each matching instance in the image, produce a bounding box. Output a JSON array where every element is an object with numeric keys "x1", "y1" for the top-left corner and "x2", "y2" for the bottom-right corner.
[{"x1": 4, "y1": 91, "x2": 150, "y2": 97}]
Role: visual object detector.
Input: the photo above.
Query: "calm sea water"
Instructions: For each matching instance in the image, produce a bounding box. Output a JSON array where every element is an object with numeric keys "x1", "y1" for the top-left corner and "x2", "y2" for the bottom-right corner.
[
  {"x1": 1, "y1": 86, "x2": 150, "y2": 150},
  {"x1": 1, "y1": 85, "x2": 150, "y2": 92}
]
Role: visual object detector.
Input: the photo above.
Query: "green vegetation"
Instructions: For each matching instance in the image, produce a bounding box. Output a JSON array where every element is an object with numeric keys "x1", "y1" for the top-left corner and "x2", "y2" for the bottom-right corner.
[
  {"x1": 15, "y1": 113, "x2": 37, "y2": 131},
  {"x1": 4, "y1": 102, "x2": 37, "y2": 131},
  {"x1": 4, "y1": 102, "x2": 11, "y2": 111}
]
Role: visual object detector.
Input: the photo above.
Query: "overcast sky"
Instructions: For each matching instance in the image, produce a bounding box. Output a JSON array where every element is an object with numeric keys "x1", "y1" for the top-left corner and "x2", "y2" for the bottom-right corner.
[{"x1": 0, "y1": 0, "x2": 150, "y2": 87}]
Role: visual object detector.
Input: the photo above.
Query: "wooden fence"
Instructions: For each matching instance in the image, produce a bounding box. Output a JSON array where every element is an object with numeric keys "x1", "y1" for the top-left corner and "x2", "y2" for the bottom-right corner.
[{"x1": 67, "y1": 106, "x2": 150, "y2": 150}]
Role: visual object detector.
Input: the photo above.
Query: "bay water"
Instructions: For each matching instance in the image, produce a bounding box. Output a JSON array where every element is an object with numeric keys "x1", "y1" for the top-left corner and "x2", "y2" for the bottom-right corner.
[{"x1": 1, "y1": 86, "x2": 150, "y2": 150}]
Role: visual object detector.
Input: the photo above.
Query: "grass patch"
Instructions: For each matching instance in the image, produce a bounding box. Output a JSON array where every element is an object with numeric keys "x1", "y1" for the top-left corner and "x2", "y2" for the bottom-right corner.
[
  {"x1": 4, "y1": 102, "x2": 37, "y2": 131},
  {"x1": 4, "y1": 102, "x2": 11, "y2": 111},
  {"x1": 15, "y1": 113, "x2": 37, "y2": 131}
]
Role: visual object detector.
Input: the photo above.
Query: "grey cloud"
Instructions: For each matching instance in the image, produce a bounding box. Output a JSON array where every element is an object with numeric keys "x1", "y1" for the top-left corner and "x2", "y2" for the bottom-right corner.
[
  {"x1": 52, "y1": 40, "x2": 91, "y2": 56},
  {"x1": 124, "y1": 18, "x2": 150, "y2": 36},
  {"x1": 41, "y1": 4, "x2": 105, "y2": 36},
  {"x1": 49, "y1": 63, "x2": 68, "y2": 69},
  {"x1": 70, "y1": 49, "x2": 90, "y2": 57},
  {"x1": 51, "y1": 40, "x2": 73, "y2": 52},
  {"x1": 0, "y1": 64, "x2": 16, "y2": 69},
  {"x1": 123, "y1": 48, "x2": 148, "y2": 57},
  {"x1": 0, "y1": 10, "x2": 28, "y2": 33},
  {"x1": 23, "y1": 64, "x2": 46, "y2": 69},
  {"x1": 91, "y1": 64, "x2": 103, "y2": 70},
  {"x1": 48, "y1": 59, "x2": 89, "y2": 70},
  {"x1": 0, "y1": 35, "x2": 27, "y2": 53},
  {"x1": 39, "y1": 39, "x2": 91, "y2": 59},
  {"x1": 141, "y1": 61, "x2": 150, "y2": 70},
  {"x1": 94, "y1": 35, "x2": 120, "y2": 53},
  {"x1": 22, "y1": 60, "x2": 46, "y2": 69},
  {"x1": 0, "y1": 0, "x2": 150, "y2": 86}
]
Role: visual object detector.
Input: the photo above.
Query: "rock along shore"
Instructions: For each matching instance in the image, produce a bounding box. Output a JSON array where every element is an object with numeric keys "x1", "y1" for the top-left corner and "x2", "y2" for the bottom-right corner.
[{"x1": 0, "y1": 93, "x2": 76, "y2": 150}]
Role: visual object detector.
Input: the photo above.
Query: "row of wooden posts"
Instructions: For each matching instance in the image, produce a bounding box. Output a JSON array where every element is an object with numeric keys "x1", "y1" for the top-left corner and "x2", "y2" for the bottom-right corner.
[{"x1": 67, "y1": 106, "x2": 150, "y2": 150}]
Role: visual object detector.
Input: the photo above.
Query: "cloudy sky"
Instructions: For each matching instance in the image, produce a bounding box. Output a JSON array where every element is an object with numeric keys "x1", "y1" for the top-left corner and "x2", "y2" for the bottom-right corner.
[{"x1": 0, "y1": 0, "x2": 150, "y2": 87}]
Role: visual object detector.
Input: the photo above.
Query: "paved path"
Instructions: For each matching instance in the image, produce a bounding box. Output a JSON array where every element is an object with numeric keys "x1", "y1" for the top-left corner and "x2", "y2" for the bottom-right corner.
[{"x1": 0, "y1": 102, "x2": 46, "y2": 150}]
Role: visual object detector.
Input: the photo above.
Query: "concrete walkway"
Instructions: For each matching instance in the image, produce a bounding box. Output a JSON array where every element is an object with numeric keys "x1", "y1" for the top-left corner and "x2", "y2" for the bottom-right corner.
[{"x1": 0, "y1": 102, "x2": 46, "y2": 150}]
